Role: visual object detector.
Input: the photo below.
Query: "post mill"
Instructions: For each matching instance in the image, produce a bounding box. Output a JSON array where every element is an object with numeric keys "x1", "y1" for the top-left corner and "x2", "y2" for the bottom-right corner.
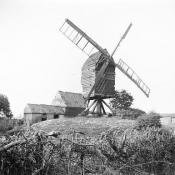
[{"x1": 59, "y1": 19, "x2": 150, "y2": 116}]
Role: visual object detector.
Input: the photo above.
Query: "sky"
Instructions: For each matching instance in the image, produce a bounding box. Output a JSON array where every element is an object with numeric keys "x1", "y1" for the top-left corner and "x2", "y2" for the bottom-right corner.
[{"x1": 0, "y1": 0, "x2": 175, "y2": 117}]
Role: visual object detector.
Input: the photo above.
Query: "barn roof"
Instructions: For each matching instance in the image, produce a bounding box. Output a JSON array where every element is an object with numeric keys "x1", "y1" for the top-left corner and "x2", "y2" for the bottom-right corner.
[
  {"x1": 52, "y1": 91, "x2": 85, "y2": 108},
  {"x1": 24, "y1": 104, "x2": 64, "y2": 114}
]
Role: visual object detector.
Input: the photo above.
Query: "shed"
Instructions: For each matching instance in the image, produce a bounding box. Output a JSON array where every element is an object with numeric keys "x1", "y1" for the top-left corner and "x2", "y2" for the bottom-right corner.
[
  {"x1": 51, "y1": 91, "x2": 86, "y2": 116},
  {"x1": 24, "y1": 104, "x2": 64, "y2": 126},
  {"x1": 81, "y1": 49, "x2": 115, "y2": 99}
]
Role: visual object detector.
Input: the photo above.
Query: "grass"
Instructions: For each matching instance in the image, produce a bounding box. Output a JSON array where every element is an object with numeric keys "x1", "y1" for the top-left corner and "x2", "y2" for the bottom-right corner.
[{"x1": 32, "y1": 116, "x2": 135, "y2": 136}]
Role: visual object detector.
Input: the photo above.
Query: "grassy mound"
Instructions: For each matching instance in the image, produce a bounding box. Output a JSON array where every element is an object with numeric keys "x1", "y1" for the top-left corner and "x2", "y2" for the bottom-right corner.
[
  {"x1": 32, "y1": 116, "x2": 135, "y2": 136},
  {"x1": 1, "y1": 115, "x2": 175, "y2": 174}
]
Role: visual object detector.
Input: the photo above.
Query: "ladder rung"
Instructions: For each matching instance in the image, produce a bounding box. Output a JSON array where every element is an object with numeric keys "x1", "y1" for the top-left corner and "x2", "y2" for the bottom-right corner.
[
  {"x1": 116, "y1": 59, "x2": 150, "y2": 97},
  {"x1": 76, "y1": 35, "x2": 83, "y2": 45},
  {"x1": 82, "y1": 41, "x2": 89, "y2": 50}
]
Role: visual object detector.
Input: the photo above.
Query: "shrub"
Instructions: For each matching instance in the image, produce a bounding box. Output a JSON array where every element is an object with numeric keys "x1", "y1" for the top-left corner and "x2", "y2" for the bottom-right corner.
[
  {"x1": 134, "y1": 113, "x2": 161, "y2": 130},
  {"x1": 114, "y1": 108, "x2": 146, "y2": 119},
  {"x1": 99, "y1": 126, "x2": 175, "y2": 175},
  {"x1": 0, "y1": 129, "x2": 106, "y2": 175},
  {"x1": 110, "y1": 90, "x2": 134, "y2": 110},
  {"x1": 0, "y1": 118, "x2": 17, "y2": 132},
  {"x1": 0, "y1": 129, "x2": 64, "y2": 175}
]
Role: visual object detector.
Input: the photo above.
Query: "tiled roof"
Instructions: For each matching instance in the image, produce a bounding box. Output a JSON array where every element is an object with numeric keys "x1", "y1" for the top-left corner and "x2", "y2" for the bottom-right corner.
[
  {"x1": 52, "y1": 91, "x2": 85, "y2": 108},
  {"x1": 24, "y1": 104, "x2": 64, "y2": 114}
]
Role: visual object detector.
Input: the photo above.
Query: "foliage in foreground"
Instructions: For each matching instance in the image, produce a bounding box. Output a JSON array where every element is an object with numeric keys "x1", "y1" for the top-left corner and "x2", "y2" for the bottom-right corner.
[
  {"x1": 100, "y1": 126, "x2": 175, "y2": 175},
  {"x1": 1, "y1": 118, "x2": 175, "y2": 175},
  {"x1": 134, "y1": 113, "x2": 161, "y2": 130}
]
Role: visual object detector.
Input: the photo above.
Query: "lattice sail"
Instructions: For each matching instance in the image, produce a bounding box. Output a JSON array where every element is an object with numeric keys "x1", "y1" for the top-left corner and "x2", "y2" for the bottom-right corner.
[
  {"x1": 59, "y1": 19, "x2": 107, "y2": 56},
  {"x1": 116, "y1": 59, "x2": 150, "y2": 97}
]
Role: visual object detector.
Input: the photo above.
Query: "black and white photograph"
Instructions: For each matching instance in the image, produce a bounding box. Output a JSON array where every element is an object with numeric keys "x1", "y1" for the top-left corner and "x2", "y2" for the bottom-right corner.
[{"x1": 0, "y1": 0, "x2": 175, "y2": 174}]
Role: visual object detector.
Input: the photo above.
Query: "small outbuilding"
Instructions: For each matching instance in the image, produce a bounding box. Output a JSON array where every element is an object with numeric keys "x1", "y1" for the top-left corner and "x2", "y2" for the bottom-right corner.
[
  {"x1": 51, "y1": 91, "x2": 86, "y2": 116},
  {"x1": 24, "y1": 104, "x2": 64, "y2": 126}
]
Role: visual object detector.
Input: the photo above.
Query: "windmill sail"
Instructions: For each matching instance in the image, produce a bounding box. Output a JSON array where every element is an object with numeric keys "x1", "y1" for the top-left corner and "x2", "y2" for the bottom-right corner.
[
  {"x1": 59, "y1": 19, "x2": 150, "y2": 101},
  {"x1": 111, "y1": 23, "x2": 132, "y2": 57},
  {"x1": 116, "y1": 59, "x2": 150, "y2": 97},
  {"x1": 60, "y1": 19, "x2": 108, "y2": 56}
]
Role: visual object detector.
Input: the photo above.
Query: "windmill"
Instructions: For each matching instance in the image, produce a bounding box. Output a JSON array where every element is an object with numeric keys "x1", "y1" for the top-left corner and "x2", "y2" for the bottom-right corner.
[{"x1": 59, "y1": 19, "x2": 150, "y2": 116}]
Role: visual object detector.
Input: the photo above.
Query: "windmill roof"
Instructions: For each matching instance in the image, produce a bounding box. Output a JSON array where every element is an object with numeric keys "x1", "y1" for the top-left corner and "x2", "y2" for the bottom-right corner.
[
  {"x1": 24, "y1": 104, "x2": 64, "y2": 114},
  {"x1": 82, "y1": 49, "x2": 114, "y2": 70},
  {"x1": 52, "y1": 91, "x2": 85, "y2": 108},
  {"x1": 82, "y1": 51, "x2": 102, "y2": 70}
]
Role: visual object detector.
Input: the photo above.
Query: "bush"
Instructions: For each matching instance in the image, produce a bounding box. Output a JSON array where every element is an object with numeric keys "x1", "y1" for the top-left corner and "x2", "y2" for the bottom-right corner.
[
  {"x1": 0, "y1": 129, "x2": 106, "y2": 175},
  {"x1": 99, "y1": 126, "x2": 175, "y2": 175},
  {"x1": 0, "y1": 129, "x2": 64, "y2": 175},
  {"x1": 134, "y1": 113, "x2": 161, "y2": 130},
  {"x1": 114, "y1": 108, "x2": 146, "y2": 119},
  {"x1": 0, "y1": 118, "x2": 17, "y2": 132},
  {"x1": 110, "y1": 90, "x2": 134, "y2": 110}
]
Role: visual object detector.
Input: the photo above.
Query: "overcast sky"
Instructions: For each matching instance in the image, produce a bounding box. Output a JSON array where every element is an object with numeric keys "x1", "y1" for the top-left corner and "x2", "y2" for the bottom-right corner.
[{"x1": 0, "y1": 0, "x2": 175, "y2": 116}]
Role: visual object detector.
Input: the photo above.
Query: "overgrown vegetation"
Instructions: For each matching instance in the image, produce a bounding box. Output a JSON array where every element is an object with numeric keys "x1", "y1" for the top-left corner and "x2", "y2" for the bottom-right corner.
[
  {"x1": 114, "y1": 108, "x2": 146, "y2": 120},
  {"x1": 1, "y1": 114, "x2": 175, "y2": 175},
  {"x1": 134, "y1": 113, "x2": 161, "y2": 130},
  {"x1": 0, "y1": 118, "x2": 23, "y2": 133},
  {"x1": 100, "y1": 125, "x2": 175, "y2": 175}
]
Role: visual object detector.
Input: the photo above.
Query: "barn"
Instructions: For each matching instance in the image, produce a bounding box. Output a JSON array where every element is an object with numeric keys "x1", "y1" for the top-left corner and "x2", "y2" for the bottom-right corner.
[
  {"x1": 51, "y1": 91, "x2": 86, "y2": 116},
  {"x1": 24, "y1": 104, "x2": 64, "y2": 126}
]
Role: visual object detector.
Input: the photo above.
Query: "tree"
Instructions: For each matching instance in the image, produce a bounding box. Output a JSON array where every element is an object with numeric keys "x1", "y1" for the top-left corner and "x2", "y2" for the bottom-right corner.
[
  {"x1": 0, "y1": 94, "x2": 13, "y2": 118},
  {"x1": 110, "y1": 90, "x2": 134, "y2": 110}
]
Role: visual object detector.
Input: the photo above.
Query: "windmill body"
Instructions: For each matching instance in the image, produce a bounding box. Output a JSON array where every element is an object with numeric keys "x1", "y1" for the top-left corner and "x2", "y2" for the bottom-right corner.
[
  {"x1": 81, "y1": 50, "x2": 115, "y2": 99},
  {"x1": 59, "y1": 19, "x2": 150, "y2": 116}
]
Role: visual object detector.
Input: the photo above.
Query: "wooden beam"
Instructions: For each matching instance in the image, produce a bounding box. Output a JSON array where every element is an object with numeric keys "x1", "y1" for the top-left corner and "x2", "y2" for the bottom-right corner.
[
  {"x1": 100, "y1": 102, "x2": 106, "y2": 115},
  {"x1": 84, "y1": 99, "x2": 97, "y2": 112},
  {"x1": 99, "y1": 101, "x2": 105, "y2": 116},
  {"x1": 96, "y1": 100, "x2": 102, "y2": 115},
  {"x1": 91, "y1": 100, "x2": 98, "y2": 113},
  {"x1": 101, "y1": 99, "x2": 113, "y2": 114},
  {"x1": 85, "y1": 60, "x2": 110, "y2": 102}
]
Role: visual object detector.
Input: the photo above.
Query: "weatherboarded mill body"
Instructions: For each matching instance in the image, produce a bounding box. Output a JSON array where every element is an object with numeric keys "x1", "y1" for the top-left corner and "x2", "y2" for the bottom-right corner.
[{"x1": 81, "y1": 50, "x2": 115, "y2": 99}]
